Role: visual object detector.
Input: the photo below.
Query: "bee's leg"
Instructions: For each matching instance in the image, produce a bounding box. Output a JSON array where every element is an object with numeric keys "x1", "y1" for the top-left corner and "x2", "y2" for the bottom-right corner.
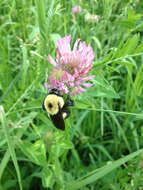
[
  {"x1": 64, "y1": 95, "x2": 74, "y2": 107},
  {"x1": 62, "y1": 108, "x2": 71, "y2": 119}
]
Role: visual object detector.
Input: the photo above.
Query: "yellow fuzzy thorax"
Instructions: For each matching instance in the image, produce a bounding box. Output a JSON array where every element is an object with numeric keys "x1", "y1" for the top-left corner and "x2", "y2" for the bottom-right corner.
[{"x1": 44, "y1": 94, "x2": 64, "y2": 115}]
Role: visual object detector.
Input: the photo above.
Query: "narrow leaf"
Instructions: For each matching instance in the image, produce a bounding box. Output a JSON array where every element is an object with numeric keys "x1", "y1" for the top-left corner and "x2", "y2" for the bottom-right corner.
[{"x1": 66, "y1": 148, "x2": 143, "y2": 190}]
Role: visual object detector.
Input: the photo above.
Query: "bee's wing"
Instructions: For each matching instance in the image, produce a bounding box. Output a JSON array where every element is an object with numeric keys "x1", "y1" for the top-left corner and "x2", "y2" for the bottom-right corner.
[{"x1": 50, "y1": 112, "x2": 65, "y2": 130}]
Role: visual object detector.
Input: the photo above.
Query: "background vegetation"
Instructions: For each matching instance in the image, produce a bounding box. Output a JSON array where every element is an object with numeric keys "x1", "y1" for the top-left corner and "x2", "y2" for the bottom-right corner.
[{"x1": 0, "y1": 0, "x2": 143, "y2": 189}]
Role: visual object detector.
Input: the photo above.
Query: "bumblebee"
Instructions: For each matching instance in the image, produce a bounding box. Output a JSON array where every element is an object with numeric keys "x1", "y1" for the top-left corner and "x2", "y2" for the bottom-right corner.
[{"x1": 42, "y1": 88, "x2": 74, "y2": 130}]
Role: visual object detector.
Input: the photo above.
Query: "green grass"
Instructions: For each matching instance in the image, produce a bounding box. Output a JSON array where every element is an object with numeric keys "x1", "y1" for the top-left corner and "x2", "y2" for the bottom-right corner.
[{"x1": 0, "y1": 0, "x2": 143, "y2": 189}]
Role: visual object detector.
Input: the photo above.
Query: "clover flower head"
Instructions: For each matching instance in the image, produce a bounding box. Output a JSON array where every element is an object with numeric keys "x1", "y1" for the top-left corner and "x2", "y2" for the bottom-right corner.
[
  {"x1": 84, "y1": 13, "x2": 100, "y2": 23},
  {"x1": 72, "y1": 5, "x2": 82, "y2": 13},
  {"x1": 45, "y1": 35, "x2": 95, "y2": 95}
]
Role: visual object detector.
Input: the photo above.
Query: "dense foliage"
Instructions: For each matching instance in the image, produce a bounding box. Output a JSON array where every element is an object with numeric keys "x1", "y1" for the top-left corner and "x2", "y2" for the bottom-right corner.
[{"x1": 0, "y1": 0, "x2": 143, "y2": 190}]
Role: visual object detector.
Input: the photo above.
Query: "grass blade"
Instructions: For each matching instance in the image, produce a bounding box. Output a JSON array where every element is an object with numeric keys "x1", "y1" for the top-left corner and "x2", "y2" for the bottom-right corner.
[
  {"x1": 66, "y1": 148, "x2": 143, "y2": 190},
  {"x1": 0, "y1": 150, "x2": 10, "y2": 180},
  {"x1": 0, "y1": 106, "x2": 23, "y2": 190}
]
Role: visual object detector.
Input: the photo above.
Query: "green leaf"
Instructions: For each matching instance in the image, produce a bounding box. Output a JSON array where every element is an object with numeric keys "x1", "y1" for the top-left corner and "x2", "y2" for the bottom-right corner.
[
  {"x1": 42, "y1": 166, "x2": 55, "y2": 188},
  {"x1": 50, "y1": 33, "x2": 61, "y2": 47},
  {"x1": 17, "y1": 139, "x2": 47, "y2": 166},
  {"x1": 116, "y1": 34, "x2": 140, "y2": 58},
  {"x1": 92, "y1": 74, "x2": 120, "y2": 99},
  {"x1": 66, "y1": 148, "x2": 143, "y2": 190},
  {"x1": 0, "y1": 107, "x2": 23, "y2": 190},
  {"x1": 92, "y1": 36, "x2": 102, "y2": 50},
  {"x1": 0, "y1": 71, "x2": 21, "y2": 104},
  {"x1": 134, "y1": 42, "x2": 143, "y2": 54}
]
